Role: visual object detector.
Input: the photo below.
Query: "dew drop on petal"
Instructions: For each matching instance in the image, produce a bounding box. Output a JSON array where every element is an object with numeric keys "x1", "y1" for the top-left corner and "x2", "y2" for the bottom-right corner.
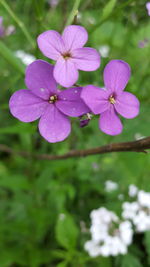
[{"x1": 40, "y1": 88, "x2": 45, "y2": 92}]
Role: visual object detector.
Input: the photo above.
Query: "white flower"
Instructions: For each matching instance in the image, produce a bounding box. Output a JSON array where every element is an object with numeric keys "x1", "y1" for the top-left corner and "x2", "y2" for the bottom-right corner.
[
  {"x1": 119, "y1": 221, "x2": 133, "y2": 245},
  {"x1": 85, "y1": 187, "x2": 150, "y2": 258},
  {"x1": 84, "y1": 240, "x2": 101, "y2": 257},
  {"x1": 122, "y1": 190, "x2": 150, "y2": 232},
  {"x1": 90, "y1": 208, "x2": 118, "y2": 243},
  {"x1": 100, "y1": 236, "x2": 127, "y2": 256},
  {"x1": 133, "y1": 210, "x2": 150, "y2": 232},
  {"x1": 122, "y1": 202, "x2": 139, "y2": 220},
  {"x1": 109, "y1": 236, "x2": 127, "y2": 256},
  {"x1": 129, "y1": 184, "x2": 138, "y2": 197},
  {"x1": 85, "y1": 207, "x2": 132, "y2": 257},
  {"x1": 90, "y1": 207, "x2": 118, "y2": 224},
  {"x1": 138, "y1": 190, "x2": 150, "y2": 208},
  {"x1": 105, "y1": 180, "x2": 118, "y2": 192},
  {"x1": 90, "y1": 223, "x2": 108, "y2": 242},
  {"x1": 98, "y1": 45, "x2": 110, "y2": 58},
  {"x1": 100, "y1": 243, "x2": 110, "y2": 257},
  {"x1": 15, "y1": 50, "x2": 36, "y2": 65}
]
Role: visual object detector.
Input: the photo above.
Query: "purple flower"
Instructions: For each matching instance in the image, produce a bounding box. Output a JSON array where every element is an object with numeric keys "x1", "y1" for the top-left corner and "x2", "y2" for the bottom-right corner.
[
  {"x1": 79, "y1": 119, "x2": 90, "y2": 128},
  {"x1": 138, "y1": 39, "x2": 149, "y2": 48},
  {"x1": 0, "y1": 17, "x2": 5, "y2": 37},
  {"x1": 37, "y1": 25, "x2": 100, "y2": 87},
  {"x1": 146, "y1": 2, "x2": 150, "y2": 16},
  {"x1": 79, "y1": 112, "x2": 92, "y2": 127},
  {"x1": 9, "y1": 60, "x2": 89, "y2": 143},
  {"x1": 81, "y1": 60, "x2": 140, "y2": 136},
  {"x1": 48, "y1": 0, "x2": 59, "y2": 8}
]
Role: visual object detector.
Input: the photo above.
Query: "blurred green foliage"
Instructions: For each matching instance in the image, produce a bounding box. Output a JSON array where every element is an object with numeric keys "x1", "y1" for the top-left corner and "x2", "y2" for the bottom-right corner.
[{"x1": 0, "y1": 0, "x2": 150, "y2": 266}]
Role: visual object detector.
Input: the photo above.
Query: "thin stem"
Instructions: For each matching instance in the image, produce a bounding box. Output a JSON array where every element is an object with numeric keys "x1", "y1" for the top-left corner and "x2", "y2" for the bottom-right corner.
[
  {"x1": 0, "y1": 40, "x2": 25, "y2": 74},
  {"x1": 1, "y1": 0, "x2": 35, "y2": 48},
  {"x1": 0, "y1": 136, "x2": 150, "y2": 161},
  {"x1": 64, "y1": 0, "x2": 81, "y2": 27}
]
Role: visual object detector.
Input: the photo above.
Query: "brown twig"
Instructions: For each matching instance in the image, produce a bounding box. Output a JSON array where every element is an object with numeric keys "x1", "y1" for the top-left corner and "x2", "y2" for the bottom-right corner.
[{"x1": 0, "y1": 136, "x2": 150, "y2": 161}]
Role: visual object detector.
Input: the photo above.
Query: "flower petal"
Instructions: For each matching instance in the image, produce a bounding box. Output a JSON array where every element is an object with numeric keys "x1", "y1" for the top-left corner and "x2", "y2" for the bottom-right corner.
[
  {"x1": 104, "y1": 60, "x2": 131, "y2": 92},
  {"x1": 54, "y1": 58, "x2": 78, "y2": 87},
  {"x1": 99, "y1": 107, "x2": 123, "y2": 135},
  {"x1": 146, "y1": 2, "x2": 150, "y2": 16},
  {"x1": 37, "y1": 30, "x2": 65, "y2": 60},
  {"x1": 39, "y1": 105, "x2": 71, "y2": 143},
  {"x1": 9, "y1": 89, "x2": 48, "y2": 122},
  {"x1": 81, "y1": 85, "x2": 110, "y2": 114},
  {"x1": 62, "y1": 25, "x2": 88, "y2": 51},
  {"x1": 25, "y1": 60, "x2": 57, "y2": 100},
  {"x1": 0, "y1": 16, "x2": 4, "y2": 37},
  {"x1": 0, "y1": 16, "x2": 3, "y2": 26},
  {"x1": 72, "y1": 47, "x2": 100, "y2": 71},
  {"x1": 115, "y1": 92, "x2": 140, "y2": 119},
  {"x1": 56, "y1": 87, "x2": 90, "y2": 117}
]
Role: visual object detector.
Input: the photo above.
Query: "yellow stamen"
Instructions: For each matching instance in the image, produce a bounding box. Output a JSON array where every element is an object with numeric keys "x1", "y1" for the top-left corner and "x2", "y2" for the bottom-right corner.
[
  {"x1": 62, "y1": 52, "x2": 72, "y2": 60},
  {"x1": 109, "y1": 96, "x2": 116, "y2": 104},
  {"x1": 49, "y1": 95, "x2": 58, "y2": 103}
]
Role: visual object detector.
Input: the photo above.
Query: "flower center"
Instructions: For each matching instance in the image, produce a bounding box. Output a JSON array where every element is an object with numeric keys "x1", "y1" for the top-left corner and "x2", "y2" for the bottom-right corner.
[
  {"x1": 62, "y1": 52, "x2": 72, "y2": 60},
  {"x1": 109, "y1": 95, "x2": 116, "y2": 104},
  {"x1": 49, "y1": 95, "x2": 58, "y2": 103}
]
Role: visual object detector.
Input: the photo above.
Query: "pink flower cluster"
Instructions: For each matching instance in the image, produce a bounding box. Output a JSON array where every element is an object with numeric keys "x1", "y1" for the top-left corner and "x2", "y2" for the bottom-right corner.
[{"x1": 9, "y1": 25, "x2": 140, "y2": 143}]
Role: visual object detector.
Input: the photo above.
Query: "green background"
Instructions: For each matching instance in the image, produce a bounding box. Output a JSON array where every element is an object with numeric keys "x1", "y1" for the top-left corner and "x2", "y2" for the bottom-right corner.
[{"x1": 0, "y1": 0, "x2": 150, "y2": 266}]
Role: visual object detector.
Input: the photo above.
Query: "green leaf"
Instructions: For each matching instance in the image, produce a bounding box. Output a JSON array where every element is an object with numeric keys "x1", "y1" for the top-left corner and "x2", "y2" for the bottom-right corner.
[
  {"x1": 23, "y1": 247, "x2": 53, "y2": 266},
  {"x1": 120, "y1": 254, "x2": 143, "y2": 267},
  {"x1": 55, "y1": 213, "x2": 79, "y2": 250},
  {"x1": 57, "y1": 261, "x2": 68, "y2": 267},
  {"x1": 0, "y1": 175, "x2": 30, "y2": 191},
  {"x1": 144, "y1": 231, "x2": 150, "y2": 264},
  {"x1": 50, "y1": 249, "x2": 67, "y2": 260},
  {"x1": 0, "y1": 41, "x2": 25, "y2": 74},
  {"x1": 101, "y1": 0, "x2": 117, "y2": 21},
  {"x1": 0, "y1": 247, "x2": 27, "y2": 266}
]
